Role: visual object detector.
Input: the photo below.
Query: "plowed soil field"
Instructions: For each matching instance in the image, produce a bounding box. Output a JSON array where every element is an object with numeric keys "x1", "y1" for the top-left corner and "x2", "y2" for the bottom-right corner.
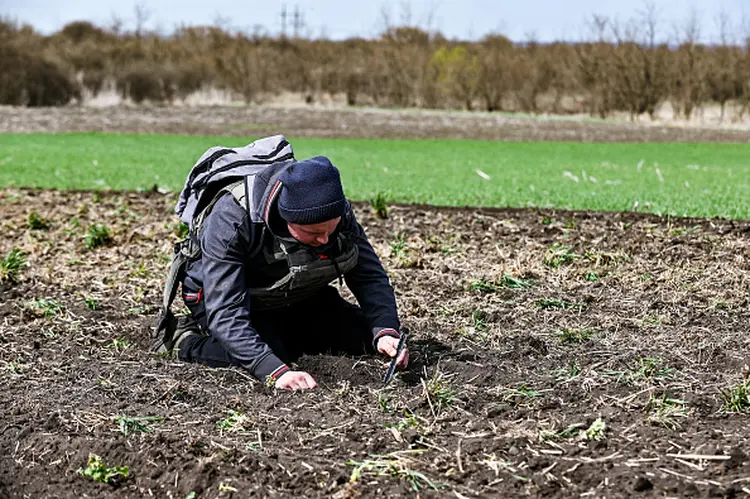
[{"x1": 1, "y1": 187, "x2": 749, "y2": 498}]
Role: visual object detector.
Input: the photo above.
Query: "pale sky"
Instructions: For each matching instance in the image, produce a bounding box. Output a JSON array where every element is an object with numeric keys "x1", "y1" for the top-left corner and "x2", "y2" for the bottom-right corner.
[{"x1": 2, "y1": 0, "x2": 749, "y2": 43}]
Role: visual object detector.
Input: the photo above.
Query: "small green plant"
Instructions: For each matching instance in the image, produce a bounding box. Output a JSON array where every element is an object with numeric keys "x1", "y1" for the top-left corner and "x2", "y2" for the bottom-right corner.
[
  {"x1": 472, "y1": 308, "x2": 490, "y2": 332},
  {"x1": 423, "y1": 369, "x2": 458, "y2": 413},
  {"x1": 385, "y1": 410, "x2": 422, "y2": 431},
  {"x1": 26, "y1": 298, "x2": 65, "y2": 318},
  {"x1": 584, "y1": 417, "x2": 606, "y2": 441},
  {"x1": 77, "y1": 454, "x2": 129, "y2": 484},
  {"x1": 552, "y1": 360, "x2": 582, "y2": 380},
  {"x1": 347, "y1": 451, "x2": 444, "y2": 492},
  {"x1": 378, "y1": 392, "x2": 391, "y2": 412},
  {"x1": 543, "y1": 243, "x2": 580, "y2": 268},
  {"x1": 27, "y1": 211, "x2": 50, "y2": 230},
  {"x1": 501, "y1": 384, "x2": 539, "y2": 407},
  {"x1": 558, "y1": 327, "x2": 594, "y2": 344},
  {"x1": 370, "y1": 192, "x2": 390, "y2": 219},
  {"x1": 645, "y1": 394, "x2": 691, "y2": 430},
  {"x1": 127, "y1": 305, "x2": 152, "y2": 315},
  {"x1": 387, "y1": 233, "x2": 420, "y2": 268},
  {"x1": 5, "y1": 361, "x2": 28, "y2": 374},
  {"x1": 630, "y1": 357, "x2": 674, "y2": 381},
  {"x1": 641, "y1": 313, "x2": 662, "y2": 326},
  {"x1": 721, "y1": 380, "x2": 750, "y2": 413},
  {"x1": 84, "y1": 223, "x2": 113, "y2": 249},
  {"x1": 540, "y1": 423, "x2": 584, "y2": 441},
  {"x1": 497, "y1": 274, "x2": 535, "y2": 289},
  {"x1": 114, "y1": 415, "x2": 165, "y2": 436},
  {"x1": 389, "y1": 240, "x2": 406, "y2": 257},
  {"x1": 426, "y1": 233, "x2": 461, "y2": 255},
  {"x1": 469, "y1": 279, "x2": 496, "y2": 293},
  {"x1": 129, "y1": 261, "x2": 151, "y2": 279},
  {"x1": 584, "y1": 271, "x2": 599, "y2": 282},
  {"x1": 109, "y1": 338, "x2": 132, "y2": 352},
  {"x1": 84, "y1": 296, "x2": 100, "y2": 310},
  {"x1": 216, "y1": 409, "x2": 252, "y2": 433},
  {"x1": 0, "y1": 248, "x2": 28, "y2": 284}
]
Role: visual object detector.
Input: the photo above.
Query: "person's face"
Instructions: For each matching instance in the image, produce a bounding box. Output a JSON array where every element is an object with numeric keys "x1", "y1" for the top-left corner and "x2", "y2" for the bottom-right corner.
[{"x1": 286, "y1": 217, "x2": 341, "y2": 247}]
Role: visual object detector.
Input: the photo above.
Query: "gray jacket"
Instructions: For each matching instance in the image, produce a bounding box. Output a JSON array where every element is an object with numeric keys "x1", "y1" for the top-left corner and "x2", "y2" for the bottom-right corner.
[{"x1": 182, "y1": 162, "x2": 400, "y2": 380}]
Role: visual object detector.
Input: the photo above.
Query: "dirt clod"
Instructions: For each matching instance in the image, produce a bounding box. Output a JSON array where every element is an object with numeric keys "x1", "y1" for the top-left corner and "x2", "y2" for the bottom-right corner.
[{"x1": 633, "y1": 476, "x2": 653, "y2": 492}]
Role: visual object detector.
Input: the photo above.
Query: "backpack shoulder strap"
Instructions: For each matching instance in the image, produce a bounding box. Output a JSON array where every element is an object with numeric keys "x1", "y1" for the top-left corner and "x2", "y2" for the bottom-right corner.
[
  {"x1": 191, "y1": 179, "x2": 247, "y2": 237},
  {"x1": 152, "y1": 237, "x2": 201, "y2": 350}
]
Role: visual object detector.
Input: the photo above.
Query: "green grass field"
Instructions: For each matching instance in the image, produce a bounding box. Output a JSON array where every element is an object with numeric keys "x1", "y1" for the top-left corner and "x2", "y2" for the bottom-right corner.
[{"x1": 1, "y1": 133, "x2": 749, "y2": 219}]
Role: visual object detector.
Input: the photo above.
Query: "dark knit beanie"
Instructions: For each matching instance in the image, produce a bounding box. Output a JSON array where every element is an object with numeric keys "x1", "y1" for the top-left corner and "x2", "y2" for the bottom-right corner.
[{"x1": 277, "y1": 156, "x2": 347, "y2": 225}]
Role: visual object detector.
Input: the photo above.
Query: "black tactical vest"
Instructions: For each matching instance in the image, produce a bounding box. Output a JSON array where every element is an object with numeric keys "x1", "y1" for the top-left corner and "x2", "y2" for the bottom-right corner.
[{"x1": 202, "y1": 175, "x2": 359, "y2": 309}]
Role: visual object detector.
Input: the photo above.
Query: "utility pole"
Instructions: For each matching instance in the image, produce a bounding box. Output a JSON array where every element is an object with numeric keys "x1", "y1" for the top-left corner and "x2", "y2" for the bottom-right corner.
[
  {"x1": 292, "y1": 5, "x2": 304, "y2": 38},
  {"x1": 281, "y1": 4, "x2": 287, "y2": 38}
]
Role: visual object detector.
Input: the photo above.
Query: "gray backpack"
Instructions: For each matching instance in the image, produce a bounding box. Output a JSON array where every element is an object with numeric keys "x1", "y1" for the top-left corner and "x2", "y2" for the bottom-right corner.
[
  {"x1": 175, "y1": 135, "x2": 294, "y2": 232},
  {"x1": 153, "y1": 135, "x2": 295, "y2": 347}
]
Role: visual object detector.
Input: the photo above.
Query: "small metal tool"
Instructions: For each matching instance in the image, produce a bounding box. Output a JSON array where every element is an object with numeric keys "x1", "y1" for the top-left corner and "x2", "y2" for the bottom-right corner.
[{"x1": 383, "y1": 332, "x2": 408, "y2": 384}]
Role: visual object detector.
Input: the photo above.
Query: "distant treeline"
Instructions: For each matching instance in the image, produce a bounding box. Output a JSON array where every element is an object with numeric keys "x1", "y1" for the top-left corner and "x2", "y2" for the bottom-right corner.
[{"x1": 1, "y1": 19, "x2": 749, "y2": 120}]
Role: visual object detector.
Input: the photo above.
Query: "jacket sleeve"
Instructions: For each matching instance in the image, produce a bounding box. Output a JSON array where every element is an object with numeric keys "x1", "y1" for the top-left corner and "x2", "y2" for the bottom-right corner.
[
  {"x1": 199, "y1": 195, "x2": 289, "y2": 382},
  {"x1": 340, "y1": 204, "x2": 401, "y2": 344}
]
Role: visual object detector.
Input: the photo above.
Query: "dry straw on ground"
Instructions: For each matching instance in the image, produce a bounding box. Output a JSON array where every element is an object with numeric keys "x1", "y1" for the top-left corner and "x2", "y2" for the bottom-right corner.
[{"x1": 1, "y1": 186, "x2": 748, "y2": 498}]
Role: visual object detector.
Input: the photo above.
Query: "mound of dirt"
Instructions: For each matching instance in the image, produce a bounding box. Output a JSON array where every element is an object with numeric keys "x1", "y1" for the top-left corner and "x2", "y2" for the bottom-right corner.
[{"x1": 1, "y1": 188, "x2": 749, "y2": 498}]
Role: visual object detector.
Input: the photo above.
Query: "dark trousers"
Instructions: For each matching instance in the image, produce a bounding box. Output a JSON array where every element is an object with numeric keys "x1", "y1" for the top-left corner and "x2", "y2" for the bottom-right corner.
[{"x1": 178, "y1": 286, "x2": 375, "y2": 368}]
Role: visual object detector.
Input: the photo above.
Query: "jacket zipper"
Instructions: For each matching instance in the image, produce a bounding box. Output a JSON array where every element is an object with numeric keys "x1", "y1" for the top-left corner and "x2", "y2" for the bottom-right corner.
[{"x1": 332, "y1": 258, "x2": 343, "y2": 286}]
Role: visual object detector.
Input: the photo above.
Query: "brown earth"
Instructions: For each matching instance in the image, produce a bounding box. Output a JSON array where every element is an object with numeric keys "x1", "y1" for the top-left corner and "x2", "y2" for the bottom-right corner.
[
  {"x1": 3, "y1": 104, "x2": 750, "y2": 142},
  {"x1": 1, "y1": 187, "x2": 749, "y2": 498}
]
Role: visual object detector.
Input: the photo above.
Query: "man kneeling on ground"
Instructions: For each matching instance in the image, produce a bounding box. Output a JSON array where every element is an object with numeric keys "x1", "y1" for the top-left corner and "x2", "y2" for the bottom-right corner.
[{"x1": 155, "y1": 154, "x2": 408, "y2": 390}]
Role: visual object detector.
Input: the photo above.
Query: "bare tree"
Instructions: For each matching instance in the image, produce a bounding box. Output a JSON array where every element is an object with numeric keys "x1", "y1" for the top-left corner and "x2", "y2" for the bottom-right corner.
[
  {"x1": 212, "y1": 13, "x2": 232, "y2": 33},
  {"x1": 108, "y1": 12, "x2": 124, "y2": 35},
  {"x1": 378, "y1": 3, "x2": 393, "y2": 34},
  {"x1": 595, "y1": 9, "x2": 670, "y2": 121},
  {"x1": 742, "y1": 11, "x2": 750, "y2": 46},
  {"x1": 399, "y1": 0, "x2": 413, "y2": 26},
  {"x1": 670, "y1": 8, "x2": 705, "y2": 120},
  {"x1": 714, "y1": 7, "x2": 732, "y2": 45},
  {"x1": 133, "y1": 3, "x2": 151, "y2": 38},
  {"x1": 672, "y1": 7, "x2": 701, "y2": 45},
  {"x1": 420, "y1": 0, "x2": 441, "y2": 32},
  {"x1": 638, "y1": 1, "x2": 661, "y2": 48},
  {"x1": 476, "y1": 34, "x2": 513, "y2": 111},
  {"x1": 738, "y1": 13, "x2": 750, "y2": 117},
  {"x1": 706, "y1": 10, "x2": 741, "y2": 123},
  {"x1": 586, "y1": 14, "x2": 609, "y2": 43}
]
